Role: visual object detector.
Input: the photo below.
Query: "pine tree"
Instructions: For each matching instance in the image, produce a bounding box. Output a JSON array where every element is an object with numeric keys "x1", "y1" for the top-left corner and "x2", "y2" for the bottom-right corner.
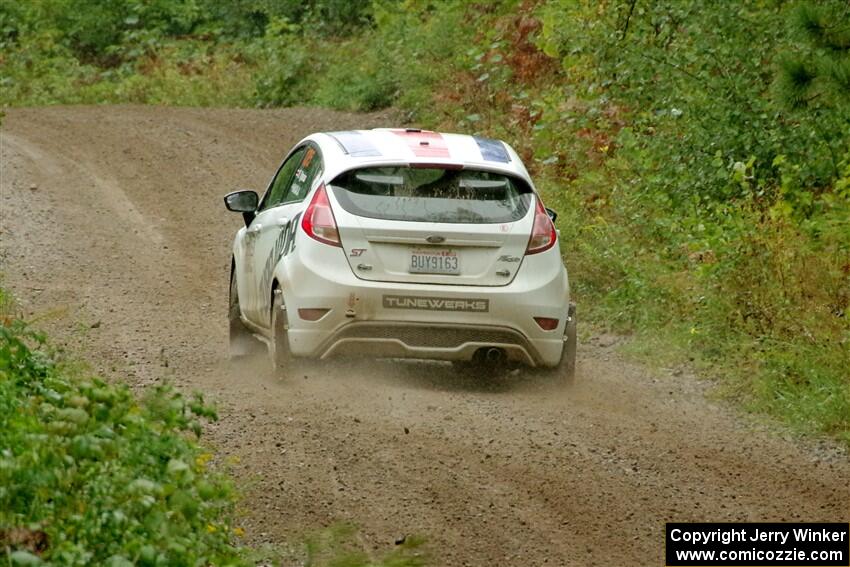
[{"x1": 777, "y1": 1, "x2": 850, "y2": 110}]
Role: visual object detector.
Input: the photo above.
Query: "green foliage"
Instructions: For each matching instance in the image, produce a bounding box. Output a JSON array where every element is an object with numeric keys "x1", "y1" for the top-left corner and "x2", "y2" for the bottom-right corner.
[
  {"x1": 0, "y1": 320, "x2": 246, "y2": 566},
  {"x1": 534, "y1": 0, "x2": 850, "y2": 441},
  {"x1": 252, "y1": 0, "x2": 473, "y2": 112},
  {"x1": 776, "y1": 1, "x2": 850, "y2": 110},
  {"x1": 0, "y1": 0, "x2": 373, "y2": 107},
  {"x1": 251, "y1": 17, "x2": 311, "y2": 108}
]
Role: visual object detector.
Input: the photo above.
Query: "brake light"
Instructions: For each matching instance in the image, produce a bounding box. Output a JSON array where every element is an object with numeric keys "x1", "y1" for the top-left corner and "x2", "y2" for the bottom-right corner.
[
  {"x1": 525, "y1": 195, "x2": 557, "y2": 255},
  {"x1": 409, "y1": 162, "x2": 464, "y2": 170},
  {"x1": 301, "y1": 184, "x2": 341, "y2": 247}
]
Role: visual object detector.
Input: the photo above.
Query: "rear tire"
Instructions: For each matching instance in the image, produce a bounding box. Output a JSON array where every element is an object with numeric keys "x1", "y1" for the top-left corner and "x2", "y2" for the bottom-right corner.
[
  {"x1": 229, "y1": 268, "x2": 262, "y2": 358},
  {"x1": 562, "y1": 302, "x2": 577, "y2": 383},
  {"x1": 538, "y1": 302, "x2": 577, "y2": 384},
  {"x1": 269, "y1": 288, "x2": 296, "y2": 373}
]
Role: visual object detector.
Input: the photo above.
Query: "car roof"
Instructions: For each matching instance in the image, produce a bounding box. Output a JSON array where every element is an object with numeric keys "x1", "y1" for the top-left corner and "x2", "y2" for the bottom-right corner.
[{"x1": 303, "y1": 128, "x2": 534, "y2": 187}]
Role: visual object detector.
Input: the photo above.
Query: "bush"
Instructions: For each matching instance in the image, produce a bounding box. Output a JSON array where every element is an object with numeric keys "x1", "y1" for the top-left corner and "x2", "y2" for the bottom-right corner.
[{"x1": 0, "y1": 321, "x2": 245, "y2": 566}]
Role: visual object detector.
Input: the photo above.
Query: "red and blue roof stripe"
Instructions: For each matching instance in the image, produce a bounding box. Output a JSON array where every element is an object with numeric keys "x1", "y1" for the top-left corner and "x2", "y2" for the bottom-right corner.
[
  {"x1": 328, "y1": 129, "x2": 511, "y2": 164},
  {"x1": 390, "y1": 129, "x2": 450, "y2": 158}
]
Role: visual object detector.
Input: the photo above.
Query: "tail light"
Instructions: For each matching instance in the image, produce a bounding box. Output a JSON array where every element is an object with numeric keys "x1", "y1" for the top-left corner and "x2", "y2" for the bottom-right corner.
[
  {"x1": 301, "y1": 184, "x2": 341, "y2": 247},
  {"x1": 525, "y1": 195, "x2": 557, "y2": 255}
]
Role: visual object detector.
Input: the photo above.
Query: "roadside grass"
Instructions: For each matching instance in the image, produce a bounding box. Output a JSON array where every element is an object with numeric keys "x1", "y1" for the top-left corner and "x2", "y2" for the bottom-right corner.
[
  {"x1": 241, "y1": 525, "x2": 427, "y2": 567},
  {"x1": 1, "y1": 39, "x2": 254, "y2": 107},
  {"x1": 554, "y1": 169, "x2": 849, "y2": 443}
]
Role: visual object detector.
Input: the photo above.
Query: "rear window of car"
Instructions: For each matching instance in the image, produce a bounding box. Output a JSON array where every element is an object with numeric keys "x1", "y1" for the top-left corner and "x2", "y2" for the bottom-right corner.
[{"x1": 329, "y1": 167, "x2": 532, "y2": 224}]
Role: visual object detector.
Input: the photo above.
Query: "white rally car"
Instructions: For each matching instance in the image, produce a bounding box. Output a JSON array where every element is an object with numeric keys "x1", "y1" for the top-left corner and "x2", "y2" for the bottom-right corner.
[{"x1": 224, "y1": 129, "x2": 576, "y2": 380}]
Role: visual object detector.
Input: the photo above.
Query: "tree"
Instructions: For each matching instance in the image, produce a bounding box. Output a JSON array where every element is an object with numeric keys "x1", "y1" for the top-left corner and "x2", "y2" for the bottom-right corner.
[{"x1": 777, "y1": 1, "x2": 850, "y2": 111}]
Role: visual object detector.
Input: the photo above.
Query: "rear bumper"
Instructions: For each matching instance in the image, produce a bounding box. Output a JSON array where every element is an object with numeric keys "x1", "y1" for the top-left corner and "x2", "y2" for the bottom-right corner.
[
  {"x1": 318, "y1": 321, "x2": 542, "y2": 365},
  {"x1": 277, "y1": 234, "x2": 570, "y2": 367}
]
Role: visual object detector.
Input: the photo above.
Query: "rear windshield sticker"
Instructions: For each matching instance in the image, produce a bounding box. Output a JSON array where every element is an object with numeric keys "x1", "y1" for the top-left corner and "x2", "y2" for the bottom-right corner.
[
  {"x1": 302, "y1": 147, "x2": 316, "y2": 167},
  {"x1": 474, "y1": 136, "x2": 511, "y2": 163},
  {"x1": 327, "y1": 131, "x2": 382, "y2": 157}
]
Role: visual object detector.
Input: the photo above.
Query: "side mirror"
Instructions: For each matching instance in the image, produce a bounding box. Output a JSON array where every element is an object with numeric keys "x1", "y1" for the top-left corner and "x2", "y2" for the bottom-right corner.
[
  {"x1": 545, "y1": 207, "x2": 558, "y2": 223},
  {"x1": 224, "y1": 190, "x2": 258, "y2": 226}
]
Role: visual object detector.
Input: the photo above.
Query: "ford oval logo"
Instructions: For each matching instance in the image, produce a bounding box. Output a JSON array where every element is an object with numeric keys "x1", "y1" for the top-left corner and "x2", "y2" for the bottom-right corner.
[{"x1": 426, "y1": 235, "x2": 445, "y2": 244}]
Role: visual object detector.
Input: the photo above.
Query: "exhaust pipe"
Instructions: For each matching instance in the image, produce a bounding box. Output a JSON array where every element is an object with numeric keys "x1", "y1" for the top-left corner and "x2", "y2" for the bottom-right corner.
[{"x1": 484, "y1": 347, "x2": 506, "y2": 364}]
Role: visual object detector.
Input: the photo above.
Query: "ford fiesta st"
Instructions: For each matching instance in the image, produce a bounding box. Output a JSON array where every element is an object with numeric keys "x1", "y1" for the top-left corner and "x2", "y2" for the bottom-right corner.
[{"x1": 224, "y1": 129, "x2": 576, "y2": 381}]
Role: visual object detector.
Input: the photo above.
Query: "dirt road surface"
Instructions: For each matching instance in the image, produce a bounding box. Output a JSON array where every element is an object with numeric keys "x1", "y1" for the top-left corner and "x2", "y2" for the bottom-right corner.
[{"x1": 1, "y1": 106, "x2": 848, "y2": 566}]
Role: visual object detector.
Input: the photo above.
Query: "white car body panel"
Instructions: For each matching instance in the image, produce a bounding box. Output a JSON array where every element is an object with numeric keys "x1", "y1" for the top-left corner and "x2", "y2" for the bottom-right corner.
[{"x1": 229, "y1": 129, "x2": 570, "y2": 367}]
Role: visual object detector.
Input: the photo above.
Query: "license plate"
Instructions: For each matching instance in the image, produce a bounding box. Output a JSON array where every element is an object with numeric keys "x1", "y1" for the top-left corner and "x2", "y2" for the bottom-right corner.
[{"x1": 410, "y1": 249, "x2": 460, "y2": 275}]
